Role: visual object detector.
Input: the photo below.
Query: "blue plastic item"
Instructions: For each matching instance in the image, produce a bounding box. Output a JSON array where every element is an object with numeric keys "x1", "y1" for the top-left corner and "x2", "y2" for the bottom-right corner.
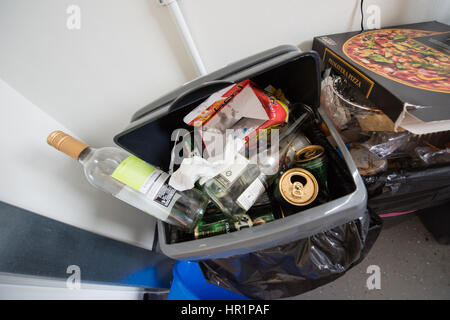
[
  {"x1": 168, "y1": 261, "x2": 249, "y2": 300},
  {"x1": 121, "y1": 265, "x2": 172, "y2": 289}
]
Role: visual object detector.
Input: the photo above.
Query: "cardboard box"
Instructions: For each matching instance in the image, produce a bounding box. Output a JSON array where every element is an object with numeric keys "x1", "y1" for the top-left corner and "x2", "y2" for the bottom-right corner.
[{"x1": 313, "y1": 21, "x2": 450, "y2": 134}]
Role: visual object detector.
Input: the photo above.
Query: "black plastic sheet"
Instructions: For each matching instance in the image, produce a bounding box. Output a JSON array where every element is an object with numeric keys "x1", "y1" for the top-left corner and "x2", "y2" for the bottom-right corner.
[
  {"x1": 199, "y1": 209, "x2": 381, "y2": 299},
  {"x1": 364, "y1": 165, "x2": 450, "y2": 215}
]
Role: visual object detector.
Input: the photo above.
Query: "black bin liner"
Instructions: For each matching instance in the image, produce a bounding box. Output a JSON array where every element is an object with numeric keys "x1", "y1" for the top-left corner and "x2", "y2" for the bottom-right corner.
[
  {"x1": 199, "y1": 209, "x2": 382, "y2": 300},
  {"x1": 364, "y1": 166, "x2": 450, "y2": 215}
]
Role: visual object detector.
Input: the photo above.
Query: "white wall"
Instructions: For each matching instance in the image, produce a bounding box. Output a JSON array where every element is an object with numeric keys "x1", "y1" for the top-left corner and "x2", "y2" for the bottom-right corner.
[
  {"x1": 182, "y1": 0, "x2": 450, "y2": 71},
  {"x1": 0, "y1": 79, "x2": 156, "y2": 249},
  {"x1": 0, "y1": 0, "x2": 449, "y2": 248},
  {"x1": 1, "y1": 0, "x2": 449, "y2": 146}
]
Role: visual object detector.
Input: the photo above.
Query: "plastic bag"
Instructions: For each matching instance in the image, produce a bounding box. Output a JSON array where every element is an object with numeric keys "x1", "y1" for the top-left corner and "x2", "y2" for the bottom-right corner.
[
  {"x1": 350, "y1": 144, "x2": 388, "y2": 176},
  {"x1": 321, "y1": 75, "x2": 351, "y2": 130},
  {"x1": 415, "y1": 146, "x2": 450, "y2": 165},
  {"x1": 362, "y1": 132, "x2": 411, "y2": 159},
  {"x1": 199, "y1": 209, "x2": 381, "y2": 299},
  {"x1": 321, "y1": 74, "x2": 381, "y2": 132},
  {"x1": 364, "y1": 166, "x2": 450, "y2": 215}
]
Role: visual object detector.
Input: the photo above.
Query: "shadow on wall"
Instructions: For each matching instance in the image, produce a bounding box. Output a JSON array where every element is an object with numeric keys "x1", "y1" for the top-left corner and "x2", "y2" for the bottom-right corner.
[
  {"x1": 145, "y1": 0, "x2": 199, "y2": 81},
  {"x1": 298, "y1": 40, "x2": 313, "y2": 52},
  {"x1": 297, "y1": 0, "x2": 361, "y2": 52},
  {"x1": 33, "y1": 142, "x2": 157, "y2": 249}
]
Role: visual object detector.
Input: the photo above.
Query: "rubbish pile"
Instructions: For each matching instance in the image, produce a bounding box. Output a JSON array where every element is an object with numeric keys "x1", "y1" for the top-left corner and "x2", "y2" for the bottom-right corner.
[{"x1": 164, "y1": 79, "x2": 342, "y2": 242}]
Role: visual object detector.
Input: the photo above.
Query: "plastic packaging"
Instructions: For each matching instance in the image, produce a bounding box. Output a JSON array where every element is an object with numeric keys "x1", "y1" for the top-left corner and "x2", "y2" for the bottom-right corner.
[
  {"x1": 321, "y1": 75, "x2": 352, "y2": 130},
  {"x1": 321, "y1": 75, "x2": 381, "y2": 131},
  {"x1": 350, "y1": 144, "x2": 387, "y2": 176},
  {"x1": 322, "y1": 73, "x2": 450, "y2": 168},
  {"x1": 199, "y1": 209, "x2": 382, "y2": 299},
  {"x1": 362, "y1": 131, "x2": 411, "y2": 159},
  {"x1": 415, "y1": 146, "x2": 450, "y2": 165}
]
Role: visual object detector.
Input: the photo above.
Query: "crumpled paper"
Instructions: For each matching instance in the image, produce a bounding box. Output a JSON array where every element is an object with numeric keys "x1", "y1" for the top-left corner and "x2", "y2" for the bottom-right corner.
[{"x1": 169, "y1": 134, "x2": 246, "y2": 191}]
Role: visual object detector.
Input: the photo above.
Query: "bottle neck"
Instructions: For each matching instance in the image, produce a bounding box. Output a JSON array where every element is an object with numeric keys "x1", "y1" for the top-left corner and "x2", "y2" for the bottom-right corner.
[
  {"x1": 47, "y1": 131, "x2": 90, "y2": 160},
  {"x1": 255, "y1": 131, "x2": 296, "y2": 176},
  {"x1": 78, "y1": 147, "x2": 95, "y2": 164}
]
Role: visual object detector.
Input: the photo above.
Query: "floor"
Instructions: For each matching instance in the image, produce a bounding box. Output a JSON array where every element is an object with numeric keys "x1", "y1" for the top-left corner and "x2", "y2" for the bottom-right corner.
[
  {"x1": 291, "y1": 213, "x2": 450, "y2": 300},
  {"x1": 0, "y1": 201, "x2": 174, "y2": 290},
  {"x1": 2, "y1": 201, "x2": 448, "y2": 299}
]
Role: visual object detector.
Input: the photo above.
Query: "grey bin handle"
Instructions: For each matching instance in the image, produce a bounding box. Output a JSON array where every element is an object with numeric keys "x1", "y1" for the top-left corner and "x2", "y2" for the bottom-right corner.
[{"x1": 169, "y1": 80, "x2": 235, "y2": 113}]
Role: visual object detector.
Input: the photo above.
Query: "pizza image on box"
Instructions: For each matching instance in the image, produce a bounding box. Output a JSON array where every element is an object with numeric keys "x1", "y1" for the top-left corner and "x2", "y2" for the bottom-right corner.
[{"x1": 343, "y1": 29, "x2": 450, "y2": 93}]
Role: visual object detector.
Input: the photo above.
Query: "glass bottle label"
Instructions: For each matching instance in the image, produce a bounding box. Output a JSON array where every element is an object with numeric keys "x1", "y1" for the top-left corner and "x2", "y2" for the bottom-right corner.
[
  {"x1": 153, "y1": 184, "x2": 177, "y2": 208},
  {"x1": 216, "y1": 154, "x2": 249, "y2": 188},
  {"x1": 236, "y1": 178, "x2": 266, "y2": 211},
  {"x1": 111, "y1": 155, "x2": 160, "y2": 193},
  {"x1": 111, "y1": 155, "x2": 178, "y2": 210}
]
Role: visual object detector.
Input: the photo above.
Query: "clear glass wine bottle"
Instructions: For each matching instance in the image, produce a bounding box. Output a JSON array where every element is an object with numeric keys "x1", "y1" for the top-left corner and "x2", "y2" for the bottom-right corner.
[{"x1": 47, "y1": 131, "x2": 208, "y2": 231}]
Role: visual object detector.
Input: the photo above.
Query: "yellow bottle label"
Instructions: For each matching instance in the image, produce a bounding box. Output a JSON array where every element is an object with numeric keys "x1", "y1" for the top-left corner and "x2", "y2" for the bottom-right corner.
[{"x1": 111, "y1": 155, "x2": 158, "y2": 192}]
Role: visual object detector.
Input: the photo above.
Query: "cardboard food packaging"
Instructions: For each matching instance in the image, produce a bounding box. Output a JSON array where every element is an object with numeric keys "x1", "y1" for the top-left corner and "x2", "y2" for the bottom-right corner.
[
  {"x1": 313, "y1": 21, "x2": 450, "y2": 135},
  {"x1": 183, "y1": 79, "x2": 289, "y2": 156}
]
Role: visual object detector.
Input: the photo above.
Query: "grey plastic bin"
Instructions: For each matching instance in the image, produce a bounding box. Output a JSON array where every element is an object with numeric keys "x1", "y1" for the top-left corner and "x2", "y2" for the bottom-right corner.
[{"x1": 114, "y1": 46, "x2": 367, "y2": 260}]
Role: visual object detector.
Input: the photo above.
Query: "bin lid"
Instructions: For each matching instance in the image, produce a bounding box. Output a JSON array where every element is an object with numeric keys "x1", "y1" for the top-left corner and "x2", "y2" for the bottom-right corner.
[
  {"x1": 131, "y1": 45, "x2": 299, "y2": 123},
  {"x1": 114, "y1": 46, "x2": 321, "y2": 169}
]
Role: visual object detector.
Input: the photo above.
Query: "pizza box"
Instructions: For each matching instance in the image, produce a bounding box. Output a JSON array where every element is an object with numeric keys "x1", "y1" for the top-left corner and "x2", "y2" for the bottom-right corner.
[{"x1": 312, "y1": 21, "x2": 450, "y2": 134}]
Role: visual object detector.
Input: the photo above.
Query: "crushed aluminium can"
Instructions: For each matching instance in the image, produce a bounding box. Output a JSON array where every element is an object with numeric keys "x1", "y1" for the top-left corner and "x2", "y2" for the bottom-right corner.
[
  {"x1": 193, "y1": 209, "x2": 276, "y2": 239},
  {"x1": 194, "y1": 213, "x2": 253, "y2": 239}
]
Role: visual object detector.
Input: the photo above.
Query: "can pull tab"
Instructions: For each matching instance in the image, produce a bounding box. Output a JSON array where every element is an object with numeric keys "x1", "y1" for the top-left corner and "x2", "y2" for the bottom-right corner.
[
  {"x1": 279, "y1": 168, "x2": 318, "y2": 206},
  {"x1": 304, "y1": 149, "x2": 320, "y2": 159},
  {"x1": 292, "y1": 181, "x2": 305, "y2": 198}
]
